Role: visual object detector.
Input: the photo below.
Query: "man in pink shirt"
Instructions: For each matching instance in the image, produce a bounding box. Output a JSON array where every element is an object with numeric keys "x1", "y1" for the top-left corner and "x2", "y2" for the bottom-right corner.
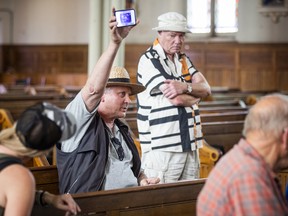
[{"x1": 197, "y1": 93, "x2": 288, "y2": 215}]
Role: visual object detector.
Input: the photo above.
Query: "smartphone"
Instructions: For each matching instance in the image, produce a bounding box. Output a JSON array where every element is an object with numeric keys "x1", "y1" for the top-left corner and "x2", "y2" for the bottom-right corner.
[{"x1": 115, "y1": 9, "x2": 137, "y2": 27}]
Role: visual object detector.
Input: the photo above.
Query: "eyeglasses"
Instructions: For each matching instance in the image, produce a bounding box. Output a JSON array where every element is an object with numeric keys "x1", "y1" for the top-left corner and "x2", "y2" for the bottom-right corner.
[{"x1": 111, "y1": 137, "x2": 125, "y2": 161}]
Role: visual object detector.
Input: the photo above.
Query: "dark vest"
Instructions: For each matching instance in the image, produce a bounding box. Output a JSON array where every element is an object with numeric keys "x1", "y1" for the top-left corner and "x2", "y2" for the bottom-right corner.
[{"x1": 56, "y1": 113, "x2": 141, "y2": 194}]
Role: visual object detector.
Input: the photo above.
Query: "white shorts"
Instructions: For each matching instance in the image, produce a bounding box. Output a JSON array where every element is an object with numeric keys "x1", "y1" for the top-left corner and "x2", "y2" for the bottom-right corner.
[{"x1": 141, "y1": 150, "x2": 200, "y2": 183}]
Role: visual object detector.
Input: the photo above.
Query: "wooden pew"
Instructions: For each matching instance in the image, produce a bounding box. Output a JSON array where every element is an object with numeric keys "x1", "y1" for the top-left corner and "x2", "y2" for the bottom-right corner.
[
  {"x1": 199, "y1": 99, "x2": 246, "y2": 108},
  {"x1": 201, "y1": 110, "x2": 248, "y2": 122},
  {"x1": 0, "y1": 108, "x2": 14, "y2": 130},
  {"x1": 0, "y1": 98, "x2": 72, "y2": 120},
  {"x1": 202, "y1": 120, "x2": 244, "y2": 153},
  {"x1": 0, "y1": 84, "x2": 76, "y2": 120},
  {"x1": 200, "y1": 106, "x2": 249, "y2": 113},
  {"x1": 277, "y1": 169, "x2": 288, "y2": 195},
  {"x1": 30, "y1": 165, "x2": 59, "y2": 194},
  {"x1": 204, "y1": 91, "x2": 267, "y2": 102},
  {"x1": 31, "y1": 178, "x2": 206, "y2": 216},
  {"x1": 124, "y1": 111, "x2": 247, "y2": 140},
  {"x1": 127, "y1": 99, "x2": 247, "y2": 114},
  {"x1": 29, "y1": 164, "x2": 288, "y2": 216},
  {"x1": 125, "y1": 109, "x2": 248, "y2": 121}
]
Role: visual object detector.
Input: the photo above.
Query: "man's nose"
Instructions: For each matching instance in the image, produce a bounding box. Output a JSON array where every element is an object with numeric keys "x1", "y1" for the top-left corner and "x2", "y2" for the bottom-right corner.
[
  {"x1": 175, "y1": 36, "x2": 183, "y2": 43},
  {"x1": 125, "y1": 95, "x2": 132, "y2": 103}
]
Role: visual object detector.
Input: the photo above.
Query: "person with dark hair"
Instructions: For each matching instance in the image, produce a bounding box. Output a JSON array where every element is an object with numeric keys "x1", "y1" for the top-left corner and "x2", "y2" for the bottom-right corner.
[
  {"x1": 197, "y1": 93, "x2": 288, "y2": 215},
  {"x1": 0, "y1": 102, "x2": 81, "y2": 216},
  {"x1": 56, "y1": 9, "x2": 159, "y2": 194}
]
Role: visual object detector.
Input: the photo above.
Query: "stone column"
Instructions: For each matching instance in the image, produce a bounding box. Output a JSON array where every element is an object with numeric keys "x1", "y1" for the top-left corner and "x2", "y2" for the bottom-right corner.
[
  {"x1": 88, "y1": 0, "x2": 102, "y2": 74},
  {"x1": 88, "y1": 0, "x2": 126, "y2": 75}
]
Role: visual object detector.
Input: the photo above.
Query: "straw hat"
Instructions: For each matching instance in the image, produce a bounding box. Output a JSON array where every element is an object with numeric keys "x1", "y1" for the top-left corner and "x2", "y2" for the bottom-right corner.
[
  {"x1": 106, "y1": 66, "x2": 145, "y2": 95},
  {"x1": 152, "y1": 12, "x2": 191, "y2": 33}
]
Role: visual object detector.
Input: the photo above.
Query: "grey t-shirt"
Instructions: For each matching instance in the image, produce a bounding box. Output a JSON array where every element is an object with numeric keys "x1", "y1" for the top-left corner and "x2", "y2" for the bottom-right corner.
[
  {"x1": 61, "y1": 91, "x2": 97, "y2": 152},
  {"x1": 103, "y1": 125, "x2": 138, "y2": 190}
]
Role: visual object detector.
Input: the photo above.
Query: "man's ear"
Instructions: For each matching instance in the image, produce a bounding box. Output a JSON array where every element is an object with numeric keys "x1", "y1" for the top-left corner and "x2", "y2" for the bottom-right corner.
[
  {"x1": 282, "y1": 128, "x2": 288, "y2": 150},
  {"x1": 100, "y1": 95, "x2": 105, "y2": 102}
]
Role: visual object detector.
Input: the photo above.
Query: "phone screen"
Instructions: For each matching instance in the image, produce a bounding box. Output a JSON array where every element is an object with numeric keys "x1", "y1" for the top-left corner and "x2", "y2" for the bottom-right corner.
[{"x1": 115, "y1": 9, "x2": 136, "y2": 27}]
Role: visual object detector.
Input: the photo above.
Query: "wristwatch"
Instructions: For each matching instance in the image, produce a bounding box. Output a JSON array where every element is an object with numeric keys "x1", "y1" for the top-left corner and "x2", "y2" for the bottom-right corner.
[{"x1": 187, "y1": 83, "x2": 192, "y2": 94}]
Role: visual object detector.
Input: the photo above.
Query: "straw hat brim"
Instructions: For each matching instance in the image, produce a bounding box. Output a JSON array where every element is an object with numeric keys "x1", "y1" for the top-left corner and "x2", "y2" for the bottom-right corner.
[{"x1": 106, "y1": 82, "x2": 146, "y2": 95}]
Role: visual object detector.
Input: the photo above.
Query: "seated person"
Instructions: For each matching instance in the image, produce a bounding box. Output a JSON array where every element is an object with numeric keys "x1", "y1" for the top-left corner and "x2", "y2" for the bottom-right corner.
[
  {"x1": 0, "y1": 102, "x2": 81, "y2": 215},
  {"x1": 197, "y1": 93, "x2": 288, "y2": 215}
]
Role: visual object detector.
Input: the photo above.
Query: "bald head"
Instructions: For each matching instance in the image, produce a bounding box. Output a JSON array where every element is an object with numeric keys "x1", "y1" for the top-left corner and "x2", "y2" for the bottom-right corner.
[{"x1": 243, "y1": 94, "x2": 288, "y2": 140}]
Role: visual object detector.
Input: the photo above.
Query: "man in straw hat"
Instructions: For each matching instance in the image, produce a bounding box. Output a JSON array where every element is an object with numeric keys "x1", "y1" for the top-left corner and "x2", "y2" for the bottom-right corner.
[
  {"x1": 56, "y1": 8, "x2": 159, "y2": 194},
  {"x1": 136, "y1": 12, "x2": 211, "y2": 183}
]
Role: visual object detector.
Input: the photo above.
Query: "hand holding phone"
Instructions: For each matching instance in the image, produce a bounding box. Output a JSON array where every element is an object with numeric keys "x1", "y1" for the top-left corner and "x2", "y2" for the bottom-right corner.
[{"x1": 115, "y1": 9, "x2": 137, "y2": 27}]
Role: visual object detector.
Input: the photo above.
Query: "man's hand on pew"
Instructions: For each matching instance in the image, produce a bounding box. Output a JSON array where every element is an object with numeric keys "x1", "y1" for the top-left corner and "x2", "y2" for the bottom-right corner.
[
  {"x1": 42, "y1": 191, "x2": 81, "y2": 215},
  {"x1": 138, "y1": 171, "x2": 160, "y2": 186}
]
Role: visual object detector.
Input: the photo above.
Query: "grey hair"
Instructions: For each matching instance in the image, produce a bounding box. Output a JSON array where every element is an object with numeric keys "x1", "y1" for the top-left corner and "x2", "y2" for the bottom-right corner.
[
  {"x1": 243, "y1": 93, "x2": 288, "y2": 140},
  {"x1": 104, "y1": 87, "x2": 113, "y2": 94}
]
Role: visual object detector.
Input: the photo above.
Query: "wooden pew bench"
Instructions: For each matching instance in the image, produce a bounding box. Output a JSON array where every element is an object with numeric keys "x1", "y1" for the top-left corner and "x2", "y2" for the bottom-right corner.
[
  {"x1": 202, "y1": 120, "x2": 244, "y2": 153},
  {"x1": 205, "y1": 91, "x2": 267, "y2": 102},
  {"x1": 0, "y1": 97, "x2": 72, "y2": 120},
  {"x1": 30, "y1": 165, "x2": 59, "y2": 194},
  {"x1": 124, "y1": 111, "x2": 247, "y2": 141},
  {"x1": 31, "y1": 178, "x2": 206, "y2": 216},
  {"x1": 126, "y1": 98, "x2": 247, "y2": 114},
  {"x1": 199, "y1": 99, "x2": 246, "y2": 108},
  {"x1": 125, "y1": 109, "x2": 248, "y2": 121},
  {"x1": 201, "y1": 110, "x2": 248, "y2": 122},
  {"x1": 200, "y1": 106, "x2": 249, "y2": 113},
  {"x1": 29, "y1": 165, "x2": 288, "y2": 216}
]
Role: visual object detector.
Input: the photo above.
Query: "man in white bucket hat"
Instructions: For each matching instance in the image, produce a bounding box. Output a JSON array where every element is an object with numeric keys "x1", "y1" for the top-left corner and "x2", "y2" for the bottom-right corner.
[
  {"x1": 56, "y1": 8, "x2": 159, "y2": 194},
  {"x1": 136, "y1": 12, "x2": 211, "y2": 183}
]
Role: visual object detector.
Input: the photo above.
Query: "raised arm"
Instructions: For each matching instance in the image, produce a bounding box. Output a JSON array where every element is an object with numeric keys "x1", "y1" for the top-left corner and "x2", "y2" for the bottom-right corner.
[{"x1": 82, "y1": 8, "x2": 138, "y2": 112}]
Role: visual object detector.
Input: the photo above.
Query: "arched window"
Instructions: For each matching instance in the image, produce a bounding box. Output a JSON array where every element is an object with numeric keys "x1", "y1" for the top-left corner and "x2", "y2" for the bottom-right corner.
[{"x1": 187, "y1": 0, "x2": 239, "y2": 37}]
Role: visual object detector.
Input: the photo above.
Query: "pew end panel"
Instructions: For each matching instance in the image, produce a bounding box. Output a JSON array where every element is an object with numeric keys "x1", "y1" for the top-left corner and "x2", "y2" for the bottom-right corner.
[
  {"x1": 277, "y1": 169, "x2": 288, "y2": 196},
  {"x1": 0, "y1": 109, "x2": 14, "y2": 130},
  {"x1": 199, "y1": 140, "x2": 222, "y2": 178}
]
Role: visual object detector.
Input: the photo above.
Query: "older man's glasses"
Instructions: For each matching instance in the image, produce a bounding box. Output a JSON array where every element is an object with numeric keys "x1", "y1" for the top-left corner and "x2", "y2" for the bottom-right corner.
[{"x1": 111, "y1": 137, "x2": 125, "y2": 161}]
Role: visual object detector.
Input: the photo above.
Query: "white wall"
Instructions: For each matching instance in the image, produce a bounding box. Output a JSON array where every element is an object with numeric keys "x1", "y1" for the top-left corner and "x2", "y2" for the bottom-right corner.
[
  {"x1": 1, "y1": 0, "x2": 89, "y2": 44},
  {"x1": 0, "y1": 0, "x2": 288, "y2": 45},
  {"x1": 237, "y1": 0, "x2": 288, "y2": 43}
]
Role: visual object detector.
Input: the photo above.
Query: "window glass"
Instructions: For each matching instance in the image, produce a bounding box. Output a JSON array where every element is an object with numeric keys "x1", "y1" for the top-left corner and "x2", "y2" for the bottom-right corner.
[
  {"x1": 187, "y1": 0, "x2": 239, "y2": 35},
  {"x1": 215, "y1": 0, "x2": 238, "y2": 33},
  {"x1": 187, "y1": 0, "x2": 211, "y2": 33}
]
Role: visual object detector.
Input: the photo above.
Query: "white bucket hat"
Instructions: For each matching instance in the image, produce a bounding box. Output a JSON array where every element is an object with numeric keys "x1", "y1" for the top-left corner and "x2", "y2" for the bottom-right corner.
[{"x1": 152, "y1": 12, "x2": 191, "y2": 33}]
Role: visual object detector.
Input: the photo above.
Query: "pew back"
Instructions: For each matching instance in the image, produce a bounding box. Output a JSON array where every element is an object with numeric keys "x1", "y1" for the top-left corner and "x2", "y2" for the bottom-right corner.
[
  {"x1": 0, "y1": 98, "x2": 72, "y2": 120},
  {"x1": 202, "y1": 120, "x2": 244, "y2": 153},
  {"x1": 30, "y1": 165, "x2": 59, "y2": 194},
  {"x1": 31, "y1": 179, "x2": 206, "y2": 216}
]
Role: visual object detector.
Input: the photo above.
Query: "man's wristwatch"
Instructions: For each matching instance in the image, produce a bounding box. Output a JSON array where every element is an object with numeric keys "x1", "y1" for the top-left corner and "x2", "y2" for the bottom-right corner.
[{"x1": 186, "y1": 83, "x2": 192, "y2": 94}]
